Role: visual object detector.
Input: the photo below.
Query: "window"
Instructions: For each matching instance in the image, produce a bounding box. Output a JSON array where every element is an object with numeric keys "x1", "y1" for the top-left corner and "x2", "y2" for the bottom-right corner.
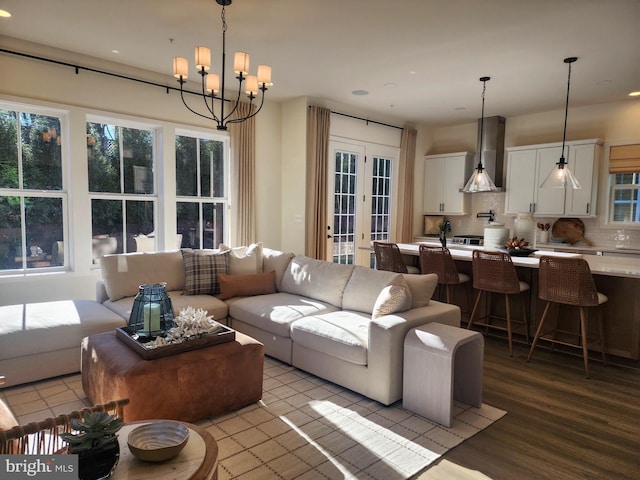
[
  {"x1": 175, "y1": 132, "x2": 228, "y2": 249},
  {"x1": 0, "y1": 105, "x2": 66, "y2": 272},
  {"x1": 610, "y1": 172, "x2": 640, "y2": 223},
  {"x1": 87, "y1": 119, "x2": 156, "y2": 263},
  {"x1": 608, "y1": 144, "x2": 640, "y2": 225}
]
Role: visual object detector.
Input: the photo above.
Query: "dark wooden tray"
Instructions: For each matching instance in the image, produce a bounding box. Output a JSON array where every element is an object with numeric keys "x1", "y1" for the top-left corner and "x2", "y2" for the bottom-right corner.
[{"x1": 116, "y1": 325, "x2": 236, "y2": 360}]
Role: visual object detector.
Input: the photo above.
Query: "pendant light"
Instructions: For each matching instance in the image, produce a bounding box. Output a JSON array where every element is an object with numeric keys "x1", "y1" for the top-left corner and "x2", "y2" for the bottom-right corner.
[
  {"x1": 540, "y1": 57, "x2": 581, "y2": 189},
  {"x1": 462, "y1": 76, "x2": 498, "y2": 193}
]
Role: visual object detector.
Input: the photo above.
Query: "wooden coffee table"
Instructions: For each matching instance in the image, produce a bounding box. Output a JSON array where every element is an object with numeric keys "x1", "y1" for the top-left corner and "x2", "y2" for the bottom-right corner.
[{"x1": 112, "y1": 421, "x2": 218, "y2": 480}]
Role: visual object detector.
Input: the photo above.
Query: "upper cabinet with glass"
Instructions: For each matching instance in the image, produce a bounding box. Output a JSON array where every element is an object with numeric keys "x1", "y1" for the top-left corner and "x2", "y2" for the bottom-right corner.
[{"x1": 504, "y1": 139, "x2": 603, "y2": 217}]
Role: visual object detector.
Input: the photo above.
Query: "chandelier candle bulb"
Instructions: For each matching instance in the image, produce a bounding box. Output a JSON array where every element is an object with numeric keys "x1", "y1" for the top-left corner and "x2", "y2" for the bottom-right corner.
[
  {"x1": 206, "y1": 73, "x2": 220, "y2": 94},
  {"x1": 173, "y1": 57, "x2": 188, "y2": 79},
  {"x1": 234, "y1": 52, "x2": 250, "y2": 75},
  {"x1": 246, "y1": 75, "x2": 259, "y2": 95},
  {"x1": 257, "y1": 65, "x2": 272, "y2": 85},
  {"x1": 195, "y1": 46, "x2": 211, "y2": 71}
]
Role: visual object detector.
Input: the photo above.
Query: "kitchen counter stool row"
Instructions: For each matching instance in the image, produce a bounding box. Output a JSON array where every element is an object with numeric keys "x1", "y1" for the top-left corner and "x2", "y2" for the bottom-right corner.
[{"x1": 373, "y1": 242, "x2": 607, "y2": 377}]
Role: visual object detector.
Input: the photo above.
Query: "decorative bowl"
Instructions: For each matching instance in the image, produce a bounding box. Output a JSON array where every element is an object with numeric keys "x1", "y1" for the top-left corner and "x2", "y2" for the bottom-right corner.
[
  {"x1": 506, "y1": 248, "x2": 537, "y2": 257},
  {"x1": 127, "y1": 421, "x2": 190, "y2": 462}
]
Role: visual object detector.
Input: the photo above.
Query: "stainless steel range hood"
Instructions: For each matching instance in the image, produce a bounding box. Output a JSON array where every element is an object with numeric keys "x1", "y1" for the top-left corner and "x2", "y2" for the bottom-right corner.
[{"x1": 465, "y1": 115, "x2": 506, "y2": 190}]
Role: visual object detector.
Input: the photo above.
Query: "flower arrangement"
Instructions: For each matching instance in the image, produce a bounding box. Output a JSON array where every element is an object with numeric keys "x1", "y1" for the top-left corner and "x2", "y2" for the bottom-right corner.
[{"x1": 145, "y1": 306, "x2": 224, "y2": 348}]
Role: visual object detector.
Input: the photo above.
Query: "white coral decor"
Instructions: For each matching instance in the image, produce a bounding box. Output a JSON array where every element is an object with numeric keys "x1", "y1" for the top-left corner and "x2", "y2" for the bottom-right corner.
[{"x1": 145, "y1": 306, "x2": 222, "y2": 348}]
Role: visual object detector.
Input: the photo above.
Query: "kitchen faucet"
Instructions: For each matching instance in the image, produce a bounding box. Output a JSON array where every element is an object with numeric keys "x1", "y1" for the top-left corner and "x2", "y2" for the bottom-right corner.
[{"x1": 477, "y1": 210, "x2": 495, "y2": 223}]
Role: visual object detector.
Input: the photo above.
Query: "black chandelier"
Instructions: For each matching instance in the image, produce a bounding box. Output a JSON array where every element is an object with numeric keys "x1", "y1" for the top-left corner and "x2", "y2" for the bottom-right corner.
[{"x1": 172, "y1": 0, "x2": 272, "y2": 131}]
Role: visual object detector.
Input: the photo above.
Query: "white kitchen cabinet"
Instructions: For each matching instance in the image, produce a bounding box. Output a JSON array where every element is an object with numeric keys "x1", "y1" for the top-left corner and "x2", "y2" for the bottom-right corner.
[
  {"x1": 423, "y1": 152, "x2": 471, "y2": 215},
  {"x1": 504, "y1": 139, "x2": 602, "y2": 217}
]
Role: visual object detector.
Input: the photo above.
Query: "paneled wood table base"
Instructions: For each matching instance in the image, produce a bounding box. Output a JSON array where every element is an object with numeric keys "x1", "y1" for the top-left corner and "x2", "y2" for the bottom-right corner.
[{"x1": 112, "y1": 421, "x2": 218, "y2": 480}]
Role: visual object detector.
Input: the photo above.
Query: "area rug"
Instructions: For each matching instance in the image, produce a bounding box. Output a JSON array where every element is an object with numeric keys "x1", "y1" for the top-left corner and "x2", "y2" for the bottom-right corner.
[{"x1": 200, "y1": 357, "x2": 506, "y2": 480}]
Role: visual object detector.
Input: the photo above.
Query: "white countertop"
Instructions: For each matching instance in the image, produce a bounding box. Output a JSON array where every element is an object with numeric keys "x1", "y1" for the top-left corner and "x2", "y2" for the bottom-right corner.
[{"x1": 402, "y1": 242, "x2": 640, "y2": 279}]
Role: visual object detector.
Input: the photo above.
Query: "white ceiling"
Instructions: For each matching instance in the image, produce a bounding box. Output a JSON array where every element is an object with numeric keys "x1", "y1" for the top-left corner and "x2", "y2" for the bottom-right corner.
[{"x1": 1, "y1": 0, "x2": 639, "y2": 127}]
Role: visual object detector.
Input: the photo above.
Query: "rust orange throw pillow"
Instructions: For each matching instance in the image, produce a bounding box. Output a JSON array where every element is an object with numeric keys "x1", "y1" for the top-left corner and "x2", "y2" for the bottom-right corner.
[{"x1": 217, "y1": 271, "x2": 277, "y2": 300}]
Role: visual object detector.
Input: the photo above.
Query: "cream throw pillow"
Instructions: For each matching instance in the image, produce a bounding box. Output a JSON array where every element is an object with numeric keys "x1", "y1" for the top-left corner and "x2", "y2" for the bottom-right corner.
[
  {"x1": 219, "y1": 242, "x2": 263, "y2": 275},
  {"x1": 372, "y1": 275, "x2": 412, "y2": 319},
  {"x1": 402, "y1": 273, "x2": 438, "y2": 308}
]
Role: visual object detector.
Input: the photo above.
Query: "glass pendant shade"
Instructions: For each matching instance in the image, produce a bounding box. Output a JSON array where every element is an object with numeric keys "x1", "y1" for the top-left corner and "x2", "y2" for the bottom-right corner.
[
  {"x1": 540, "y1": 160, "x2": 581, "y2": 189},
  {"x1": 463, "y1": 161, "x2": 497, "y2": 193},
  {"x1": 462, "y1": 76, "x2": 497, "y2": 193},
  {"x1": 541, "y1": 56, "x2": 581, "y2": 190}
]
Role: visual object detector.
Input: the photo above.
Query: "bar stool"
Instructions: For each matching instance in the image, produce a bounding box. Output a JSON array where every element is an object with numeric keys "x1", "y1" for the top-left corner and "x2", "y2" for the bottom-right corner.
[
  {"x1": 419, "y1": 245, "x2": 472, "y2": 312},
  {"x1": 527, "y1": 255, "x2": 607, "y2": 378},
  {"x1": 373, "y1": 242, "x2": 420, "y2": 274},
  {"x1": 467, "y1": 250, "x2": 530, "y2": 356}
]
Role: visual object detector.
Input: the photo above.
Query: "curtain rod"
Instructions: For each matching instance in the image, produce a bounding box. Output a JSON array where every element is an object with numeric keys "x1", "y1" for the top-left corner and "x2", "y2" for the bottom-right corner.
[
  {"x1": 0, "y1": 48, "x2": 231, "y2": 102},
  {"x1": 309, "y1": 105, "x2": 403, "y2": 131}
]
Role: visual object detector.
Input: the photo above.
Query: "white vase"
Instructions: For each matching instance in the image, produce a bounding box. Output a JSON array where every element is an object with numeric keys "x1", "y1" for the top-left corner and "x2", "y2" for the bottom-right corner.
[{"x1": 513, "y1": 213, "x2": 536, "y2": 246}]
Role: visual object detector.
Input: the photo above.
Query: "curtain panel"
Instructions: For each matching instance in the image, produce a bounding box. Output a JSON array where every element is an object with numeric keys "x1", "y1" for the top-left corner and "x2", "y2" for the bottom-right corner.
[
  {"x1": 229, "y1": 102, "x2": 256, "y2": 246},
  {"x1": 395, "y1": 128, "x2": 417, "y2": 243},
  {"x1": 305, "y1": 106, "x2": 331, "y2": 260}
]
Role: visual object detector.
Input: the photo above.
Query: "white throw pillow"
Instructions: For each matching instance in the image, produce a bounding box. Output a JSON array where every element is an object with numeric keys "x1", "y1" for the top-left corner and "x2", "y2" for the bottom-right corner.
[
  {"x1": 402, "y1": 273, "x2": 438, "y2": 308},
  {"x1": 372, "y1": 275, "x2": 412, "y2": 319},
  {"x1": 219, "y1": 242, "x2": 263, "y2": 275}
]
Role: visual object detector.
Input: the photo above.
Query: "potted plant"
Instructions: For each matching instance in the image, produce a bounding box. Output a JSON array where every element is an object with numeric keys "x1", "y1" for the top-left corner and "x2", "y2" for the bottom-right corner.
[{"x1": 61, "y1": 411, "x2": 123, "y2": 480}]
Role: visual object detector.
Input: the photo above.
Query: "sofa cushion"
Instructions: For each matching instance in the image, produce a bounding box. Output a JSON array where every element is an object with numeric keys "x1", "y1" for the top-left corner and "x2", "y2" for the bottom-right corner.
[
  {"x1": 182, "y1": 249, "x2": 230, "y2": 295},
  {"x1": 103, "y1": 290, "x2": 229, "y2": 324},
  {"x1": 402, "y1": 273, "x2": 438, "y2": 308},
  {"x1": 228, "y1": 292, "x2": 338, "y2": 338},
  {"x1": 219, "y1": 242, "x2": 263, "y2": 275},
  {"x1": 101, "y1": 251, "x2": 186, "y2": 302},
  {"x1": 262, "y1": 248, "x2": 294, "y2": 291},
  {"x1": 290, "y1": 311, "x2": 370, "y2": 366},
  {"x1": 342, "y1": 266, "x2": 401, "y2": 314},
  {"x1": 217, "y1": 271, "x2": 277, "y2": 300},
  {"x1": 372, "y1": 276, "x2": 412, "y2": 319},
  {"x1": 280, "y1": 256, "x2": 355, "y2": 308}
]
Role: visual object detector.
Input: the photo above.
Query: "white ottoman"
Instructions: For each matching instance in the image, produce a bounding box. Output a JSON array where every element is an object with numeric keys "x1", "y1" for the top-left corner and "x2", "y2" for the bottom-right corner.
[{"x1": 403, "y1": 322, "x2": 484, "y2": 427}]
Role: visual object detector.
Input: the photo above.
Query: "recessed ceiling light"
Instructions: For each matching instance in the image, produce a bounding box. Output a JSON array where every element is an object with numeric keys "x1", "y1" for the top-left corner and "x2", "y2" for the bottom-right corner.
[
  {"x1": 112, "y1": 50, "x2": 120, "y2": 54},
  {"x1": 629, "y1": 91, "x2": 640, "y2": 97},
  {"x1": 408, "y1": 71, "x2": 416, "y2": 75},
  {"x1": 384, "y1": 82, "x2": 397, "y2": 88},
  {"x1": 0, "y1": 9, "x2": 11, "y2": 17},
  {"x1": 352, "y1": 90, "x2": 369, "y2": 96}
]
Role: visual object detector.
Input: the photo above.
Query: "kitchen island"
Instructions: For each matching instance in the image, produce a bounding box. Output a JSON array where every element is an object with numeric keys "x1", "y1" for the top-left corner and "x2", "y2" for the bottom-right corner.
[{"x1": 400, "y1": 242, "x2": 640, "y2": 360}]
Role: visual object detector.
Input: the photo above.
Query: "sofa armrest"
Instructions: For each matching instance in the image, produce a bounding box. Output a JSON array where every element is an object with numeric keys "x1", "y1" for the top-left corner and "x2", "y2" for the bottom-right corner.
[
  {"x1": 367, "y1": 301, "x2": 461, "y2": 405},
  {"x1": 96, "y1": 280, "x2": 109, "y2": 304}
]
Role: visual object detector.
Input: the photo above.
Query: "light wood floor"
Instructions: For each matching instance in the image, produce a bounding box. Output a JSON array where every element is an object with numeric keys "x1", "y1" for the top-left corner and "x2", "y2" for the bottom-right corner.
[{"x1": 419, "y1": 336, "x2": 640, "y2": 480}]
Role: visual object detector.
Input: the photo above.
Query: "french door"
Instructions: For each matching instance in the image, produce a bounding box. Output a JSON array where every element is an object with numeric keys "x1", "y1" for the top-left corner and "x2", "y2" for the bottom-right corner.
[{"x1": 328, "y1": 140, "x2": 399, "y2": 267}]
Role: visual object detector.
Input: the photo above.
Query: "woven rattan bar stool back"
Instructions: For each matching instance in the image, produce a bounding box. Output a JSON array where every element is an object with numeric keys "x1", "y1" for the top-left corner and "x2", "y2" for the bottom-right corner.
[
  {"x1": 527, "y1": 255, "x2": 607, "y2": 378},
  {"x1": 467, "y1": 250, "x2": 530, "y2": 356},
  {"x1": 419, "y1": 245, "x2": 472, "y2": 311},
  {"x1": 373, "y1": 242, "x2": 419, "y2": 274}
]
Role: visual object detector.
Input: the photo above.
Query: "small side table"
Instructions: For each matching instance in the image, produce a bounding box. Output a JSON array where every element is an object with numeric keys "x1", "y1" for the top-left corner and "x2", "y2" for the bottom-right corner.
[
  {"x1": 403, "y1": 322, "x2": 484, "y2": 427},
  {"x1": 112, "y1": 421, "x2": 218, "y2": 480}
]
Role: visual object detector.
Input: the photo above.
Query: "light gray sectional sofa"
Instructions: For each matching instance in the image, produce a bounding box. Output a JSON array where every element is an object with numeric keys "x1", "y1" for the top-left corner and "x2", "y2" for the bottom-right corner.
[{"x1": 96, "y1": 244, "x2": 461, "y2": 406}]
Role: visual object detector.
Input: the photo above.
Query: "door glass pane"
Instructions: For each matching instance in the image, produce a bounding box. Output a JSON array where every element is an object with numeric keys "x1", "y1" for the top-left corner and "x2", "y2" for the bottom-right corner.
[
  {"x1": 333, "y1": 151, "x2": 357, "y2": 264},
  {"x1": 371, "y1": 156, "x2": 392, "y2": 242},
  {"x1": 0, "y1": 110, "x2": 18, "y2": 189}
]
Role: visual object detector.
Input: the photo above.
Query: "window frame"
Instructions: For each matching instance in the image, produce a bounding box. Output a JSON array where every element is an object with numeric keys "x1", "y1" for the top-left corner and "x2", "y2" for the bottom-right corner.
[
  {"x1": 0, "y1": 100, "x2": 70, "y2": 274},
  {"x1": 86, "y1": 114, "x2": 160, "y2": 264},
  {"x1": 604, "y1": 140, "x2": 640, "y2": 229},
  {"x1": 175, "y1": 128, "x2": 230, "y2": 249}
]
